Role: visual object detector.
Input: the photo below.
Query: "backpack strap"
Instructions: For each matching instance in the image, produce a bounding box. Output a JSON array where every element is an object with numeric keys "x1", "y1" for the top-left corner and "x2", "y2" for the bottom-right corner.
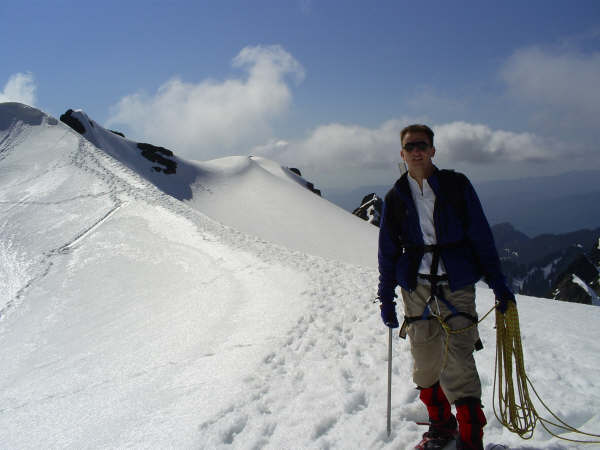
[
  {"x1": 436, "y1": 169, "x2": 469, "y2": 229},
  {"x1": 383, "y1": 185, "x2": 406, "y2": 244}
]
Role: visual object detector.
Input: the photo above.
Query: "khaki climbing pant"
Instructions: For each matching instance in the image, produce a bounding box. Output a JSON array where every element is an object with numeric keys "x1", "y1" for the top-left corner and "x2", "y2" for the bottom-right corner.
[{"x1": 400, "y1": 282, "x2": 481, "y2": 404}]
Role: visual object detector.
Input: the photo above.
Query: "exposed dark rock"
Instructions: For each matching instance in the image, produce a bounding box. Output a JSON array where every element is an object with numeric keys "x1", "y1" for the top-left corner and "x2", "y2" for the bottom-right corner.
[
  {"x1": 286, "y1": 166, "x2": 320, "y2": 196},
  {"x1": 110, "y1": 130, "x2": 125, "y2": 138},
  {"x1": 305, "y1": 181, "x2": 321, "y2": 197},
  {"x1": 352, "y1": 193, "x2": 382, "y2": 227},
  {"x1": 589, "y1": 238, "x2": 600, "y2": 267},
  {"x1": 137, "y1": 142, "x2": 173, "y2": 157},
  {"x1": 59, "y1": 109, "x2": 85, "y2": 134},
  {"x1": 550, "y1": 254, "x2": 600, "y2": 304},
  {"x1": 136, "y1": 142, "x2": 177, "y2": 174}
]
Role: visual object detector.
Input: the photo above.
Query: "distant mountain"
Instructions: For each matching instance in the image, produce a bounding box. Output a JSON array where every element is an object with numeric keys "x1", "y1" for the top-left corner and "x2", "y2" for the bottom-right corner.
[
  {"x1": 328, "y1": 170, "x2": 600, "y2": 236},
  {"x1": 498, "y1": 228, "x2": 600, "y2": 300},
  {"x1": 550, "y1": 249, "x2": 600, "y2": 305},
  {"x1": 493, "y1": 223, "x2": 600, "y2": 265}
]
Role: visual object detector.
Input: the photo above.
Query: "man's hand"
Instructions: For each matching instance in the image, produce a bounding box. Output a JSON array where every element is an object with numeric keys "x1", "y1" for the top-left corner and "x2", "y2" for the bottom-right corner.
[
  {"x1": 496, "y1": 297, "x2": 516, "y2": 314},
  {"x1": 380, "y1": 302, "x2": 400, "y2": 328}
]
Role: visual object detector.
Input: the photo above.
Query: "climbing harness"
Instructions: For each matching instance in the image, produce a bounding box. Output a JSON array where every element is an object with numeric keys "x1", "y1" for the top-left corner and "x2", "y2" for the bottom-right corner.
[
  {"x1": 399, "y1": 243, "x2": 482, "y2": 349},
  {"x1": 397, "y1": 243, "x2": 488, "y2": 377}
]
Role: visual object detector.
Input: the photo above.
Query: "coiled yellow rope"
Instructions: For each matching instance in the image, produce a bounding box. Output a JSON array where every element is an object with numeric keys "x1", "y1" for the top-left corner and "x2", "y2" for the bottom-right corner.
[{"x1": 493, "y1": 302, "x2": 600, "y2": 444}]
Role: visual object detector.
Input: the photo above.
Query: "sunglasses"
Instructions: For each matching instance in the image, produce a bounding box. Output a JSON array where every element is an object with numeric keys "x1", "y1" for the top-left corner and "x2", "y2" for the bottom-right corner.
[{"x1": 403, "y1": 141, "x2": 430, "y2": 152}]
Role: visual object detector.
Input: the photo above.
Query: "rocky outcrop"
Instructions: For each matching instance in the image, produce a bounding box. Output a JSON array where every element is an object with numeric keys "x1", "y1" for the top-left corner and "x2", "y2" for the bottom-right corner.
[
  {"x1": 551, "y1": 253, "x2": 600, "y2": 304},
  {"x1": 59, "y1": 109, "x2": 85, "y2": 134},
  {"x1": 287, "y1": 167, "x2": 321, "y2": 196},
  {"x1": 352, "y1": 193, "x2": 382, "y2": 227},
  {"x1": 136, "y1": 143, "x2": 177, "y2": 174},
  {"x1": 305, "y1": 182, "x2": 321, "y2": 196}
]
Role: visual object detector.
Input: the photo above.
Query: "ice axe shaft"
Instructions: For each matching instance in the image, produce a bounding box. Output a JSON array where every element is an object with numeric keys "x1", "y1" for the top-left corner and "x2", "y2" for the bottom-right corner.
[{"x1": 387, "y1": 326, "x2": 392, "y2": 437}]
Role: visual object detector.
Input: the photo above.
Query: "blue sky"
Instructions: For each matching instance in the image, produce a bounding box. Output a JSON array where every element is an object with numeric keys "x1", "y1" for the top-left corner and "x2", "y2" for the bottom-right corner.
[{"x1": 2, "y1": 1, "x2": 600, "y2": 189}]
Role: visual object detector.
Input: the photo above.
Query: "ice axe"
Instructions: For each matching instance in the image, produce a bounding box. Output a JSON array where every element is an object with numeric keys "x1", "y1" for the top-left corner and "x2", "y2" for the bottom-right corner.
[{"x1": 387, "y1": 326, "x2": 392, "y2": 437}]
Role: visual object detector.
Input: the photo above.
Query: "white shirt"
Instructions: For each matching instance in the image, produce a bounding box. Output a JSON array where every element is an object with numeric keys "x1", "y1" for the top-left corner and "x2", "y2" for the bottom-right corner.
[{"x1": 407, "y1": 175, "x2": 447, "y2": 276}]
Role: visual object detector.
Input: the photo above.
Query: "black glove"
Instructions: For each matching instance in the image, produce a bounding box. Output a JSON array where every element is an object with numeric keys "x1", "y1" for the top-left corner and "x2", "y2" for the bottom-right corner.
[
  {"x1": 380, "y1": 301, "x2": 399, "y2": 328},
  {"x1": 496, "y1": 296, "x2": 516, "y2": 314}
]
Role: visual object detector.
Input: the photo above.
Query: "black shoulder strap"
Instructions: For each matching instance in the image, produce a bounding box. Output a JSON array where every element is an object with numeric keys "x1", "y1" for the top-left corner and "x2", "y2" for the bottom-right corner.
[
  {"x1": 383, "y1": 185, "x2": 406, "y2": 243},
  {"x1": 437, "y1": 169, "x2": 468, "y2": 228}
]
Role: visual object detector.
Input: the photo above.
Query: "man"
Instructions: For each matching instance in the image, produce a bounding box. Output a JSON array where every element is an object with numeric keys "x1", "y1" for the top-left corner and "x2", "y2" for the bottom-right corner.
[{"x1": 377, "y1": 124, "x2": 515, "y2": 450}]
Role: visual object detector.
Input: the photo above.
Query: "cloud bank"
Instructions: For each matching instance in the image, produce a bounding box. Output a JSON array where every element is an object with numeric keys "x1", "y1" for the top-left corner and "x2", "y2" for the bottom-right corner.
[
  {"x1": 253, "y1": 120, "x2": 406, "y2": 170},
  {"x1": 434, "y1": 122, "x2": 555, "y2": 163},
  {"x1": 107, "y1": 45, "x2": 304, "y2": 160},
  {"x1": 0, "y1": 72, "x2": 36, "y2": 106},
  {"x1": 256, "y1": 43, "x2": 600, "y2": 176},
  {"x1": 253, "y1": 120, "x2": 557, "y2": 172},
  {"x1": 105, "y1": 43, "x2": 596, "y2": 181}
]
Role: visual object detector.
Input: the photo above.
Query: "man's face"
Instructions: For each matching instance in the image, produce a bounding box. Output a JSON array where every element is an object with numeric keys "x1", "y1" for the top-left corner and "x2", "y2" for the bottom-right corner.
[{"x1": 401, "y1": 131, "x2": 436, "y2": 174}]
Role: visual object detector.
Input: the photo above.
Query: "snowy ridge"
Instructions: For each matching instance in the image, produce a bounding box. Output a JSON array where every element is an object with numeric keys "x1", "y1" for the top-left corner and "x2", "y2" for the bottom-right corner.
[
  {"x1": 63, "y1": 108, "x2": 378, "y2": 267},
  {"x1": 1, "y1": 103, "x2": 600, "y2": 449}
]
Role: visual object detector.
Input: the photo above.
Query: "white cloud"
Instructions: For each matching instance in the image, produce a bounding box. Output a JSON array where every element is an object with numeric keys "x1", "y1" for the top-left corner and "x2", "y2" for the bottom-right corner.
[
  {"x1": 253, "y1": 119, "x2": 557, "y2": 173},
  {"x1": 0, "y1": 72, "x2": 36, "y2": 106},
  {"x1": 434, "y1": 122, "x2": 556, "y2": 164},
  {"x1": 253, "y1": 120, "x2": 406, "y2": 170},
  {"x1": 501, "y1": 46, "x2": 600, "y2": 130},
  {"x1": 106, "y1": 45, "x2": 304, "y2": 160}
]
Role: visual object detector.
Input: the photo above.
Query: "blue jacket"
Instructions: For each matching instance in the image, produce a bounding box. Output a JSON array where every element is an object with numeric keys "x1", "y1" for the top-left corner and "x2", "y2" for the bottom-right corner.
[{"x1": 377, "y1": 168, "x2": 514, "y2": 304}]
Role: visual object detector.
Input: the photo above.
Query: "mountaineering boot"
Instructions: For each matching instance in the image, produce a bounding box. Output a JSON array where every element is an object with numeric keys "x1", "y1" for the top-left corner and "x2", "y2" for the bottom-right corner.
[
  {"x1": 414, "y1": 415, "x2": 458, "y2": 450},
  {"x1": 455, "y1": 397, "x2": 486, "y2": 450},
  {"x1": 415, "y1": 383, "x2": 458, "y2": 449}
]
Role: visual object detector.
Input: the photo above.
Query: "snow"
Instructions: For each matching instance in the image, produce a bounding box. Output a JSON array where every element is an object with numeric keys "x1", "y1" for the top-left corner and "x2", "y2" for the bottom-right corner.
[
  {"x1": 542, "y1": 258, "x2": 560, "y2": 279},
  {"x1": 66, "y1": 108, "x2": 378, "y2": 268},
  {"x1": 1, "y1": 102, "x2": 600, "y2": 449}
]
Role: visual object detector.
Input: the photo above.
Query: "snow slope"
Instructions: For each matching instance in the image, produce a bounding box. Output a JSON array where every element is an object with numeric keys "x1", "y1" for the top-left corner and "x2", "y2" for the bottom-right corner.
[
  {"x1": 1, "y1": 103, "x2": 599, "y2": 449},
  {"x1": 65, "y1": 108, "x2": 379, "y2": 268}
]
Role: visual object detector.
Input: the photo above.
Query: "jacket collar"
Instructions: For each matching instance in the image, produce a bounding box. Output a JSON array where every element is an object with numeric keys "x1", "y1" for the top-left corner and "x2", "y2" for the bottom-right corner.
[{"x1": 395, "y1": 165, "x2": 441, "y2": 197}]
